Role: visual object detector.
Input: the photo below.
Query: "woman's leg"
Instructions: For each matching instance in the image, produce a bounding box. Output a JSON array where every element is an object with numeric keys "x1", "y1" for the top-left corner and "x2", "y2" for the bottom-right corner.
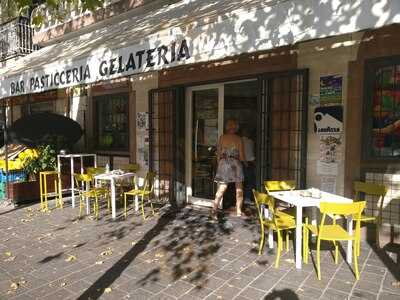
[
  {"x1": 235, "y1": 182, "x2": 244, "y2": 216},
  {"x1": 213, "y1": 183, "x2": 228, "y2": 212}
]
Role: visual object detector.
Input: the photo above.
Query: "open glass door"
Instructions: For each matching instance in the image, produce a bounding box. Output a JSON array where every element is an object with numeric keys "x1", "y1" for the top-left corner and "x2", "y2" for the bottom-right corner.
[{"x1": 186, "y1": 85, "x2": 224, "y2": 207}]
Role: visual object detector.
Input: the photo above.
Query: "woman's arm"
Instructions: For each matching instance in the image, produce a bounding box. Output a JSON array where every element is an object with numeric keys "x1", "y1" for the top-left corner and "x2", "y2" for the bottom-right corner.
[{"x1": 238, "y1": 136, "x2": 246, "y2": 162}]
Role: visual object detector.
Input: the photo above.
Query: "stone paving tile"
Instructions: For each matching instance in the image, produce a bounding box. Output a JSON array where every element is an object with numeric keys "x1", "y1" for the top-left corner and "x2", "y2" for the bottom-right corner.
[
  {"x1": 213, "y1": 283, "x2": 242, "y2": 299},
  {"x1": 238, "y1": 286, "x2": 266, "y2": 299},
  {"x1": 378, "y1": 291, "x2": 400, "y2": 300},
  {"x1": 0, "y1": 203, "x2": 398, "y2": 300},
  {"x1": 163, "y1": 280, "x2": 194, "y2": 298},
  {"x1": 351, "y1": 289, "x2": 378, "y2": 300},
  {"x1": 328, "y1": 278, "x2": 354, "y2": 294},
  {"x1": 321, "y1": 288, "x2": 350, "y2": 300},
  {"x1": 296, "y1": 286, "x2": 323, "y2": 300}
]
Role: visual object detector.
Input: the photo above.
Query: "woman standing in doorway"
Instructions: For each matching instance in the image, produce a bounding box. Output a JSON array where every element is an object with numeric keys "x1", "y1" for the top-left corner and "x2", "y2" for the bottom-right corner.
[{"x1": 212, "y1": 119, "x2": 245, "y2": 219}]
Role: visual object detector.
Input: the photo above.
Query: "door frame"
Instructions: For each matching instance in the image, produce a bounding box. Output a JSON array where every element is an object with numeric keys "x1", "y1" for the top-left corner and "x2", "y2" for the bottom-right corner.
[{"x1": 185, "y1": 83, "x2": 224, "y2": 207}]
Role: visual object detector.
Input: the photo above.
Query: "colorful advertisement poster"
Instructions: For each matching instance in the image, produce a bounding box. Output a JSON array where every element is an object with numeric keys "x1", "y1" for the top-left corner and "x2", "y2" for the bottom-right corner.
[
  {"x1": 320, "y1": 75, "x2": 342, "y2": 105},
  {"x1": 314, "y1": 106, "x2": 343, "y2": 135},
  {"x1": 371, "y1": 66, "x2": 400, "y2": 157}
]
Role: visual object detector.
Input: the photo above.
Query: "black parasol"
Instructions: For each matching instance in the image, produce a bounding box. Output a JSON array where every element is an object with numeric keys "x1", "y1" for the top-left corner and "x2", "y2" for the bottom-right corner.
[{"x1": 8, "y1": 112, "x2": 83, "y2": 147}]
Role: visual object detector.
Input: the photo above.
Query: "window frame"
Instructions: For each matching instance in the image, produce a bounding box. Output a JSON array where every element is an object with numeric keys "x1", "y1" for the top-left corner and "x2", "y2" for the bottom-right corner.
[
  {"x1": 94, "y1": 92, "x2": 130, "y2": 153},
  {"x1": 363, "y1": 55, "x2": 400, "y2": 160}
]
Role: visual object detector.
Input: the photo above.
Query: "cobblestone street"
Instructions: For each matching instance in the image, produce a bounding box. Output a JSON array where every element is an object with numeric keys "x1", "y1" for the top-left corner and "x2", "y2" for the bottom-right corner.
[{"x1": 0, "y1": 201, "x2": 399, "y2": 300}]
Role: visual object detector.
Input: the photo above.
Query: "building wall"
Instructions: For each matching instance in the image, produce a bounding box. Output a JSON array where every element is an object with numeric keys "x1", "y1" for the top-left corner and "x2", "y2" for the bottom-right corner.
[
  {"x1": 297, "y1": 33, "x2": 362, "y2": 195},
  {"x1": 130, "y1": 72, "x2": 158, "y2": 176}
]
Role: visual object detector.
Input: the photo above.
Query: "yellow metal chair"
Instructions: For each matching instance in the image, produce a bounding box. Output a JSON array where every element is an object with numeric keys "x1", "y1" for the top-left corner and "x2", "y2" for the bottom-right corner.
[
  {"x1": 253, "y1": 189, "x2": 296, "y2": 268},
  {"x1": 121, "y1": 163, "x2": 140, "y2": 173},
  {"x1": 303, "y1": 201, "x2": 366, "y2": 280},
  {"x1": 353, "y1": 181, "x2": 387, "y2": 252},
  {"x1": 39, "y1": 171, "x2": 63, "y2": 211},
  {"x1": 86, "y1": 167, "x2": 106, "y2": 176},
  {"x1": 74, "y1": 174, "x2": 110, "y2": 219},
  {"x1": 124, "y1": 172, "x2": 156, "y2": 220},
  {"x1": 264, "y1": 180, "x2": 296, "y2": 220}
]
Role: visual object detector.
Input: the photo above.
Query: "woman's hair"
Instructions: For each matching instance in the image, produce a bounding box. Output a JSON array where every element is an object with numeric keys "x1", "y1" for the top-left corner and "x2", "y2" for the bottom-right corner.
[{"x1": 225, "y1": 118, "x2": 239, "y2": 133}]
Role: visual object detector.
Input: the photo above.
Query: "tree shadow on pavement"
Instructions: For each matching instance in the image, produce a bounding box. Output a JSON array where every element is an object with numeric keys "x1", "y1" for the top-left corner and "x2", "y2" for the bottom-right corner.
[{"x1": 76, "y1": 207, "x2": 178, "y2": 300}]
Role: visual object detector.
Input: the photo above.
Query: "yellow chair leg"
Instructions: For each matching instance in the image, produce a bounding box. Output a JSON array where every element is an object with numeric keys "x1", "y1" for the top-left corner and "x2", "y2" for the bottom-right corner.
[
  {"x1": 43, "y1": 175, "x2": 48, "y2": 212},
  {"x1": 354, "y1": 241, "x2": 360, "y2": 280},
  {"x1": 275, "y1": 231, "x2": 282, "y2": 268},
  {"x1": 124, "y1": 194, "x2": 128, "y2": 219},
  {"x1": 140, "y1": 195, "x2": 146, "y2": 220},
  {"x1": 258, "y1": 225, "x2": 265, "y2": 255},
  {"x1": 375, "y1": 222, "x2": 380, "y2": 249},
  {"x1": 303, "y1": 226, "x2": 308, "y2": 264},
  {"x1": 334, "y1": 241, "x2": 339, "y2": 264},
  {"x1": 95, "y1": 196, "x2": 99, "y2": 220},
  {"x1": 39, "y1": 174, "x2": 43, "y2": 210},
  {"x1": 79, "y1": 195, "x2": 83, "y2": 217},
  {"x1": 317, "y1": 239, "x2": 321, "y2": 280},
  {"x1": 149, "y1": 196, "x2": 155, "y2": 216},
  {"x1": 285, "y1": 231, "x2": 289, "y2": 252}
]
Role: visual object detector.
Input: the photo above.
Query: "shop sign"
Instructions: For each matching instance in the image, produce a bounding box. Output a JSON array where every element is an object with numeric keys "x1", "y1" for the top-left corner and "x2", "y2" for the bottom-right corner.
[
  {"x1": 314, "y1": 106, "x2": 343, "y2": 135},
  {"x1": 4, "y1": 39, "x2": 190, "y2": 98}
]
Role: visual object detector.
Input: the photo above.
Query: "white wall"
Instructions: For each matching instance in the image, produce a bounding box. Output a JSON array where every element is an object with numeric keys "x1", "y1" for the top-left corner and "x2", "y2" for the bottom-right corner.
[{"x1": 298, "y1": 33, "x2": 363, "y2": 195}]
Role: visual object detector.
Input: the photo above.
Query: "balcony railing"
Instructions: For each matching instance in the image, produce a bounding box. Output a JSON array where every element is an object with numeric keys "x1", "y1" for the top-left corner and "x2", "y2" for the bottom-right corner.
[{"x1": 0, "y1": 16, "x2": 37, "y2": 62}]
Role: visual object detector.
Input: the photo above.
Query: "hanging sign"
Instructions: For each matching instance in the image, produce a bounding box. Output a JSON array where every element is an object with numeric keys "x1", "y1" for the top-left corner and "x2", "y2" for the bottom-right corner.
[{"x1": 314, "y1": 106, "x2": 343, "y2": 135}]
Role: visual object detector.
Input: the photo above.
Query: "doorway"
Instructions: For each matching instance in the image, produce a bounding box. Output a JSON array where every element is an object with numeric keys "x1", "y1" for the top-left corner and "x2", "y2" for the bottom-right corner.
[
  {"x1": 149, "y1": 69, "x2": 308, "y2": 208},
  {"x1": 185, "y1": 80, "x2": 258, "y2": 207}
]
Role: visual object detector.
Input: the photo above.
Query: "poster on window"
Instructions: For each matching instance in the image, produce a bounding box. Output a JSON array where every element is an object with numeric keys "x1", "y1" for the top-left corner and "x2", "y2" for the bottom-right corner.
[
  {"x1": 314, "y1": 106, "x2": 343, "y2": 135},
  {"x1": 320, "y1": 75, "x2": 342, "y2": 105},
  {"x1": 137, "y1": 133, "x2": 149, "y2": 168},
  {"x1": 136, "y1": 112, "x2": 149, "y2": 132},
  {"x1": 320, "y1": 176, "x2": 337, "y2": 193},
  {"x1": 319, "y1": 135, "x2": 342, "y2": 163},
  {"x1": 371, "y1": 65, "x2": 400, "y2": 157}
]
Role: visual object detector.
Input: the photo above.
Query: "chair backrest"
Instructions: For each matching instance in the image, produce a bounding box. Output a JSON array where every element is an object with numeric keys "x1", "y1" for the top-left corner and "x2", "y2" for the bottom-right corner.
[
  {"x1": 143, "y1": 171, "x2": 157, "y2": 193},
  {"x1": 121, "y1": 163, "x2": 140, "y2": 173},
  {"x1": 264, "y1": 180, "x2": 296, "y2": 193},
  {"x1": 354, "y1": 181, "x2": 387, "y2": 218},
  {"x1": 86, "y1": 167, "x2": 106, "y2": 176},
  {"x1": 73, "y1": 173, "x2": 94, "y2": 188},
  {"x1": 252, "y1": 189, "x2": 277, "y2": 226},
  {"x1": 319, "y1": 201, "x2": 366, "y2": 237}
]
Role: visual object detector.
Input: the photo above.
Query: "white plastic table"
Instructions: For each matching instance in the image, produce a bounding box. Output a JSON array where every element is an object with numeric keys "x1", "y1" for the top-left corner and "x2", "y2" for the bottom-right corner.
[
  {"x1": 94, "y1": 172, "x2": 135, "y2": 219},
  {"x1": 57, "y1": 154, "x2": 97, "y2": 208},
  {"x1": 268, "y1": 190, "x2": 353, "y2": 269}
]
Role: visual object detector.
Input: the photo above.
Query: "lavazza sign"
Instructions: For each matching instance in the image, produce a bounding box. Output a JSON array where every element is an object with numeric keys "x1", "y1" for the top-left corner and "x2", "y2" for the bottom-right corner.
[{"x1": 5, "y1": 39, "x2": 190, "y2": 97}]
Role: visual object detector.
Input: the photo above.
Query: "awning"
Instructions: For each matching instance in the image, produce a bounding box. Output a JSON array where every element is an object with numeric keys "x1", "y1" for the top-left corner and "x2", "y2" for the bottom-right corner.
[{"x1": 1, "y1": 0, "x2": 399, "y2": 99}]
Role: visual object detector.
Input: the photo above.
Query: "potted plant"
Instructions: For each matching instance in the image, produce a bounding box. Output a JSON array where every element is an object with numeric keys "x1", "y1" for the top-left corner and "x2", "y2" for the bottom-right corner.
[
  {"x1": 8, "y1": 145, "x2": 63, "y2": 205},
  {"x1": 22, "y1": 145, "x2": 57, "y2": 181}
]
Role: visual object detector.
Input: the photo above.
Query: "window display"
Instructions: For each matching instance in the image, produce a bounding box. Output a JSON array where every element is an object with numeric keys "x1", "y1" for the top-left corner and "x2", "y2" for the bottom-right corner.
[
  {"x1": 370, "y1": 64, "x2": 400, "y2": 157},
  {"x1": 95, "y1": 93, "x2": 129, "y2": 151}
]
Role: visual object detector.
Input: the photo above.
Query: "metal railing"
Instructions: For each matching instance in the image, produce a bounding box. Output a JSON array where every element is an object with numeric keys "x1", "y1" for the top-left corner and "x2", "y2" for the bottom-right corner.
[{"x1": 0, "y1": 16, "x2": 37, "y2": 62}]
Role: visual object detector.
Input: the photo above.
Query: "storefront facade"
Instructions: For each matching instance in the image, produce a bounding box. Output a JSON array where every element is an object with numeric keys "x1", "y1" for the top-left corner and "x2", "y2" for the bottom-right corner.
[{"x1": 1, "y1": 0, "x2": 400, "y2": 240}]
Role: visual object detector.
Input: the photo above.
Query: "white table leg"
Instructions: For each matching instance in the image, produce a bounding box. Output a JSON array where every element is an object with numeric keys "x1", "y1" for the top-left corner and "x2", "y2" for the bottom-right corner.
[
  {"x1": 111, "y1": 178, "x2": 116, "y2": 219},
  {"x1": 85, "y1": 181, "x2": 90, "y2": 215},
  {"x1": 347, "y1": 216, "x2": 353, "y2": 264},
  {"x1": 263, "y1": 207, "x2": 274, "y2": 248},
  {"x1": 295, "y1": 205, "x2": 303, "y2": 269},
  {"x1": 71, "y1": 158, "x2": 75, "y2": 208}
]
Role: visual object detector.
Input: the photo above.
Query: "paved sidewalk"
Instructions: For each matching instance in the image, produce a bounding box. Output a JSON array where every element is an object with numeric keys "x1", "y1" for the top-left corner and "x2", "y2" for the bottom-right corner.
[{"x1": 0, "y1": 201, "x2": 399, "y2": 300}]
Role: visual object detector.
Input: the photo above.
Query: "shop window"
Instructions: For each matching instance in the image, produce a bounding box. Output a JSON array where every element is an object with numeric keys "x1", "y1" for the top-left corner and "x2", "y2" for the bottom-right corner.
[
  {"x1": 365, "y1": 58, "x2": 400, "y2": 158},
  {"x1": 95, "y1": 93, "x2": 129, "y2": 152},
  {"x1": 22, "y1": 101, "x2": 54, "y2": 116}
]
